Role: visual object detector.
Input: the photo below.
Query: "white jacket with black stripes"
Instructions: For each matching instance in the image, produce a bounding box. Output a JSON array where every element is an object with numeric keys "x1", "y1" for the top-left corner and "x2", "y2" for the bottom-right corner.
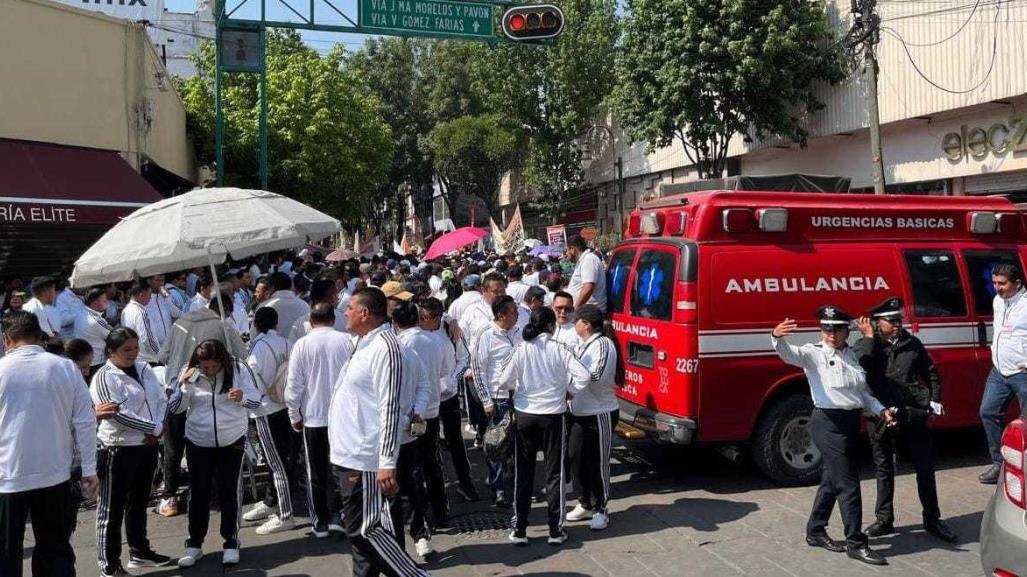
[
  {"x1": 74, "y1": 308, "x2": 113, "y2": 366},
  {"x1": 471, "y1": 323, "x2": 523, "y2": 407},
  {"x1": 90, "y1": 361, "x2": 169, "y2": 447},
  {"x1": 570, "y1": 334, "x2": 619, "y2": 416},
  {"x1": 329, "y1": 323, "x2": 405, "y2": 472},
  {"x1": 167, "y1": 359, "x2": 262, "y2": 448},
  {"x1": 498, "y1": 333, "x2": 591, "y2": 415}
]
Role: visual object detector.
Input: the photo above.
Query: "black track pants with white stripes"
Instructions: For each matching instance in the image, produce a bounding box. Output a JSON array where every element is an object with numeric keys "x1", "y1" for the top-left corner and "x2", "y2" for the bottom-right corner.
[
  {"x1": 0, "y1": 480, "x2": 76, "y2": 577},
  {"x1": 513, "y1": 411, "x2": 566, "y2": 534},
  {"x1": 334, "y1": 466, "x2": 428, "y2": 577},
  {"x1": 95, "y1": 444, "x2": 159, "y2": 571},
  {"x1": 184, "y1": 438, "x2": 245, "y2": 550},
  {"x1": 303, "y1": 426, "x2": 340, "y2": 531},
  {"x1": 568, "y1": 410, "x2": 618, "y2": 514},
  {"x1": 255, "y1": 410, "x2": 294, "y2": 519}
]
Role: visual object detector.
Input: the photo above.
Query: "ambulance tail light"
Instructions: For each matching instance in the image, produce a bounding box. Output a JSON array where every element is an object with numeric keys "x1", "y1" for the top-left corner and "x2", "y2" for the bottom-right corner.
[
  {"x1": 757, "y1": 208, "x2": 788, "y2": 232},
  {"x1": 626, "y1": 214, "x2": 641, "y2": 237},
  {"x1": 641, "y1": 212, "x2": 664, "y2": 235},
  {"x1": 722, "y1": 208, "x2": 754, "y2": 232},
  {"x1": 1000, "y1": 419, "x2": 1026, "y2": 509},
  {"x1": 665, "y1": 211, "x2": 688, "y2": 235},
  {"x1": 674, "y1": 281, "x2": 698, "y2": 324},
  {"x1": 969, "y1": 212, "x2": 998, "y2": 234}
]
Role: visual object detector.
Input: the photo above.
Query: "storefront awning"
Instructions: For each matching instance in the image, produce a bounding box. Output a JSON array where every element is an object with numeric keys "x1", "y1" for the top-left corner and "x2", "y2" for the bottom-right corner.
[
  {"x1": 0, "y1": 138, "x2": 163, "y2": 225},
  {"x1": 0, "y1": 138, "x2": 165, "y2": 279}
]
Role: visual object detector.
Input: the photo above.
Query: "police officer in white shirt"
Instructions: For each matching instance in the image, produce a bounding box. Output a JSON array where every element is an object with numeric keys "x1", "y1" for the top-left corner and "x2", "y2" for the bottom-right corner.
[
  {"x1": 0, "y1": 311, "x2": 98, "y2": 576},
  {"x1": 328, "y1": 288, "x2": 429, "y2": 577},
  {"x1": 498, "y1": 307, "x2": 591, "y2": 547},
  {"x1": 566, "y1": 305, "x2": 619, "y2": 531},
  {"x1": 980, "y1": 262, "x2": 1027, "y2": 484},
  {"x1": 565, "y1": 235, "x2": 606, "y2": 312},
  {"x1": 285, "y1": 303, "x2": 354, "y2": 537},
  {"x1": 121, "y1": 281, "x2": 161, "y2": 364},
  {"x1": 23, "y1": 276, "x2": 62, "y2": 338},
  {"x1": 772, "y1": 305, "x2": 895, "y2": 566},
  {"x1": 90, "y1": 327, "x2": 170, "y2": 574},
  {"x1": 242, "y1": 308, "x2": 295, "y2": 536},
  {"x1": 551, "y1": 291, "x2": 578, "y2": 348},
  {"x1": 74, "y1": 287, "x2": 114, "y2": 375}
]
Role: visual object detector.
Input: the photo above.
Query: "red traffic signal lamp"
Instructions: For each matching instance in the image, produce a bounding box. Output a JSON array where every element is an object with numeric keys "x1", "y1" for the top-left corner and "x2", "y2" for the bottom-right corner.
[{"x1": 502, "y1": 4, "x2": 565, "y2": 41}]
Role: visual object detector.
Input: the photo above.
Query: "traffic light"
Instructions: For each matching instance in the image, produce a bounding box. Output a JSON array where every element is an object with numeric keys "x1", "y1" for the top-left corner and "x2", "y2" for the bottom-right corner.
[{"x1": 501, "y1": 4, "x2": 565, "y2": 41}]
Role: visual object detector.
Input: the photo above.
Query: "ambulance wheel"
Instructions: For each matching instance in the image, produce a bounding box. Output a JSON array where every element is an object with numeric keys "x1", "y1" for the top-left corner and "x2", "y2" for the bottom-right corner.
[{"x1": 752, "y1": 395, "x2": 821, "y2": 486}]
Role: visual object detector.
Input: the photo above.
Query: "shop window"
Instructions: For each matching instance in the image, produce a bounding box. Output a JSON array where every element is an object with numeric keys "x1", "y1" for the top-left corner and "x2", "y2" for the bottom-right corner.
[
  {"x1": 903, "y1": 250, "x2": 967, "y2": 318},
  {"x1": 630, "y1": 249, "x2": 676, "y2": 321},
  {"x1": 963, "y1": 250, "x2": 1022, "y2": 316}
]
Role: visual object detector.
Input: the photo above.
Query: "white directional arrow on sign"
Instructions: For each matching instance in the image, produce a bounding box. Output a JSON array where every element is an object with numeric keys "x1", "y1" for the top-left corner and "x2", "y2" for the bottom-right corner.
[{"x1": 472, "y1": 21, "x2": 479, "y2": 32}]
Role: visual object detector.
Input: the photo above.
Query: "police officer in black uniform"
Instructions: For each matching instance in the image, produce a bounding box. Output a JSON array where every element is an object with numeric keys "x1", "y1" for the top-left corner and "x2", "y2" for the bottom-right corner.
[
  {"x1": 854, "y1": 297, "x2": 958, "y2": 544},
  {"x1": 773, "y1": 305, "x2": 895, "y2": 566}
]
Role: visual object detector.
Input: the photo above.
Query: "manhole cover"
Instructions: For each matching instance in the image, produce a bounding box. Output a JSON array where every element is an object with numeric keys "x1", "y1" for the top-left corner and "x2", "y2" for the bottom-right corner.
[{"x1": 449, "y1": 511, "x2": 512, "y2": 541}]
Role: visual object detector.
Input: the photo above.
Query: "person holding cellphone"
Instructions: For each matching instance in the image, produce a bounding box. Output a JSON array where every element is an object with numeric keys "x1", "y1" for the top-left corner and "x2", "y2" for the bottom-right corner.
[{"x1": 166, "y1": 339, "x2": 261, "y2": 568}]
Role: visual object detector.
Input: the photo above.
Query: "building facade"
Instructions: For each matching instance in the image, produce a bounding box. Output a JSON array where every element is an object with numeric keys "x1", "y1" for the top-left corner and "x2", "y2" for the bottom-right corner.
[{"x1": 582, "y1": 0, "x2": 1027, "y2": 235}]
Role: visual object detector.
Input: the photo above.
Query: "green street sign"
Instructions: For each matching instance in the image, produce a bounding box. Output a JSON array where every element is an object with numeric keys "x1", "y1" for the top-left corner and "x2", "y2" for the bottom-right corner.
[{"x1": 358, "y1": 0, "x2": 495, "y2": 40}]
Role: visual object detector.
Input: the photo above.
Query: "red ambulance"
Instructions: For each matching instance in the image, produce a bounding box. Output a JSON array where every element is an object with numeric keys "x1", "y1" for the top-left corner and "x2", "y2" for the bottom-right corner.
[{"x1": 608, "y1": 190, "x2": 1025, "y2": 485}]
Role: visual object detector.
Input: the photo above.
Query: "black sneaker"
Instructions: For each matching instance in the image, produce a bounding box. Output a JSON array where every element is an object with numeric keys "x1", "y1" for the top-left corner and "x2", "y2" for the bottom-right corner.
[
  {"x1": 127, "y1": 549, "x2": 171, "y2": 568},
  {"x1": 100, "y1": 564, "x2": 131, "y2": 576}
]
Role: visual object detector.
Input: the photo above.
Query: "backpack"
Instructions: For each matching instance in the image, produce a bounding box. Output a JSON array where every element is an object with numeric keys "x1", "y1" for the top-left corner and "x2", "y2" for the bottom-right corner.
[{"x1": 254, "y1": 340, "x2": 289, "y2": 404}]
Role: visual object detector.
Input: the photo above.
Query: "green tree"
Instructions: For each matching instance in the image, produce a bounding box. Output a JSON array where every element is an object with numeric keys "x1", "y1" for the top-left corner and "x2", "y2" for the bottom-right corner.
[
  {"x1": 177, "y1": 30, "x2": 394, "y2": 223},
  {"x1": 427, "y1": 114, "x2": 523, "y2": 221},
  {"x1": 613, "y1": 0, "x2": 845, "y2": 179},
  {"x1": 473, "y1": 0, "x2": 618, "y2": 224}
]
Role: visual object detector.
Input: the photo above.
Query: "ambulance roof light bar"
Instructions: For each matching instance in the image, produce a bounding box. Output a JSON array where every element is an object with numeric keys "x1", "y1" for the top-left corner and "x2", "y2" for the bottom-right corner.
[
  {"x1": 969, "y1": 212, "x2": 998, "y2": 234},
  {"x1": 641, "y1": 212, "x2": 664, "y2": 235},
  {"x1": 757, "y1": 208, "x2": 788, "y2": 232}
]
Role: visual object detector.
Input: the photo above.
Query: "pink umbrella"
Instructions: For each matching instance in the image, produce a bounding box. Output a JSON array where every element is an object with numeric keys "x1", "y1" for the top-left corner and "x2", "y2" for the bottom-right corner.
[
  {"x1": 325, "y1": 248, "x2": 358, "y2": 262},
  {"x1": 424, "y1": 226, "x2": 489, "y2": 261}
]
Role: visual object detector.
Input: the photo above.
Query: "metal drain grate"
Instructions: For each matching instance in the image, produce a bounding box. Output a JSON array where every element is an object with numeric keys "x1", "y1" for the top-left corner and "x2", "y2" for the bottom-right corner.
[{"x1": 448, "y1": 511, "x2": 512, "y2": 541}]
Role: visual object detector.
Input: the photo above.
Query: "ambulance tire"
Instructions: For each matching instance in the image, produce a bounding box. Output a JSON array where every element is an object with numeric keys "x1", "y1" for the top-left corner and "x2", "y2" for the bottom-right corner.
[{"x1": 752, "y1": 394, "x2": 821, "y2": 487}]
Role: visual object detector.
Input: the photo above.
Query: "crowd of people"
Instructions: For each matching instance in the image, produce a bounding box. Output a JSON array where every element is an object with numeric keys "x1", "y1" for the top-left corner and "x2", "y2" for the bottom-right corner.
[{"x1": 0, "y1": 234, "x2": 616, "y2": 577}]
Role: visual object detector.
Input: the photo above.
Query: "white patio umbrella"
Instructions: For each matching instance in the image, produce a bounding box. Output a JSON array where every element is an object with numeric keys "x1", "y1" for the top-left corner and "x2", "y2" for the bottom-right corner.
[
  {"x1": 71, "y1": 187, "x2": 341, "y2": 287},
  {"x1": 71, "y1": 187, "x2": 341, "y2": 345}
]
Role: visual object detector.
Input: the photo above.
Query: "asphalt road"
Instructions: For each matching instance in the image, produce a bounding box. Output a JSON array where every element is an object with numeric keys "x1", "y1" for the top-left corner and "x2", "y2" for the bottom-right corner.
[{"x1": 34, "y1": 428, "x2": 995, "y2": 576}]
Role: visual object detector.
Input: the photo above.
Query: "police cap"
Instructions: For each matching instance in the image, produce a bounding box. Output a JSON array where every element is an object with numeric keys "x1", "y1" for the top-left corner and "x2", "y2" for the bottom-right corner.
[
  {"x1": 868, "y1": 296, "x2": 903, "y2": 319},
  {"x1": 816, "y1": 304, "x2": 853, "y2": 327}
]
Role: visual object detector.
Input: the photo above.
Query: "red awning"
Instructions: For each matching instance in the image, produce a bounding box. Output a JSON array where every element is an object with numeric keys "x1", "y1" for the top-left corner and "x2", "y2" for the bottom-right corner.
[{"x1": 0, "y1": 138, "x2": 163, "y2": 226}]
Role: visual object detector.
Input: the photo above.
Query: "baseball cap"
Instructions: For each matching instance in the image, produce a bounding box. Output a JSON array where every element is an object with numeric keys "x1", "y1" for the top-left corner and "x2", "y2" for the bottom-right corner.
[
  {"x1": 381, "y1": 281, "x2": 413, "y2": 301},
  {"x1": 462, "y1": 274, "x2": 481, "y2": 289}
]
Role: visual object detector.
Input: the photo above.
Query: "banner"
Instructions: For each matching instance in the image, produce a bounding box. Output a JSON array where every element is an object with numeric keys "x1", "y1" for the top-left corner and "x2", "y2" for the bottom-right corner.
[
  {"x1": 60, "y1": 0, "x2": 164, "y2": 22},
  {"x1": 503, "y1": 205, "x2": 525, "y2": 253},
  {"x1": 546, "y1": 225, "x2": 567, "y2": 251},
  {"x1": 401, "y1": 215, "x2": 426, "y2": 255},
  {"x1": 358, "y1": 236, "x2": 380, "y2": 258},
  {"x1": 490, "y1": 218, "x2": 508, "y2": 255}
]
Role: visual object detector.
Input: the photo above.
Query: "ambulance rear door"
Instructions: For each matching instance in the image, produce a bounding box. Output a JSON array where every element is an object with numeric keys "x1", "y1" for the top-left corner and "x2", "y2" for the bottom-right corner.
[
  {"x1": 612, "y1": 239, "x2": 698, "y2": 421},
  {"x1": 900, "y1": 247, "x2": 979, "y2": 428}
]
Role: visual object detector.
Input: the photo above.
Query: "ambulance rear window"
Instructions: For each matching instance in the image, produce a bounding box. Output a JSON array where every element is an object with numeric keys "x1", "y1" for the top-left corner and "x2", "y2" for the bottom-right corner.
[
  {"x1": 631, "y1": 249, "x2": 676, "y2": 321},
  {"x1": 903, "y1": 250, "x2": 967, "y2": 318},
  {"x1": 607, "y1": 249, "x2": 637, "y2": 315},
  {"x1": 963, "y1": 250, "x2": 1021, "y2": 316}
]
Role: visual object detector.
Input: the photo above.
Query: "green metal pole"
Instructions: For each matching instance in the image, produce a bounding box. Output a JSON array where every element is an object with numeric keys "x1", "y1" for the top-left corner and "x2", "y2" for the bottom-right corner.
[
  {"x1": 215, "y1": 26, "x2": 225, "y2": 187},
  {"x1": 259, "y1": 28, "x2": 268, "y2": 189}
]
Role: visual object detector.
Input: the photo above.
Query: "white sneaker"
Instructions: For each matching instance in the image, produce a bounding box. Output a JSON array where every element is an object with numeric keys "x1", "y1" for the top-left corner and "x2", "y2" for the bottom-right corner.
[
  {"x1": 566, "y1": 503, "x2": 594, "y2": 522},
  {"x1": 256, "y1": 515, "x2": 294, "y2": 535},
  {"x1": 177, "y1": 548, "x2": 202, "y2": 568},
  {"x1": 243, "y1": 502, "x2": 273, "y2": 522},
  {"x1": 590, "y1": 512, "x2": 609, "y2": 530},
  {"x1": 222, "y1": 549, "x2": 240, "y2": 565},
  {"x1": 415, "y1": 537, "x2": 435, "y2": 559}
]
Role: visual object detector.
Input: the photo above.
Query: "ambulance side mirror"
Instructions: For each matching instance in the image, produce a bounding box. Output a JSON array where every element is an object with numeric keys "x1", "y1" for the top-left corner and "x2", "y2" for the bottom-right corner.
[
  {"x1": 969, "y1": 212, "x2": 998, "y2": 234},
  {"x1": 757, "y1": 208, "x2": 788, "y2": 232}
]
